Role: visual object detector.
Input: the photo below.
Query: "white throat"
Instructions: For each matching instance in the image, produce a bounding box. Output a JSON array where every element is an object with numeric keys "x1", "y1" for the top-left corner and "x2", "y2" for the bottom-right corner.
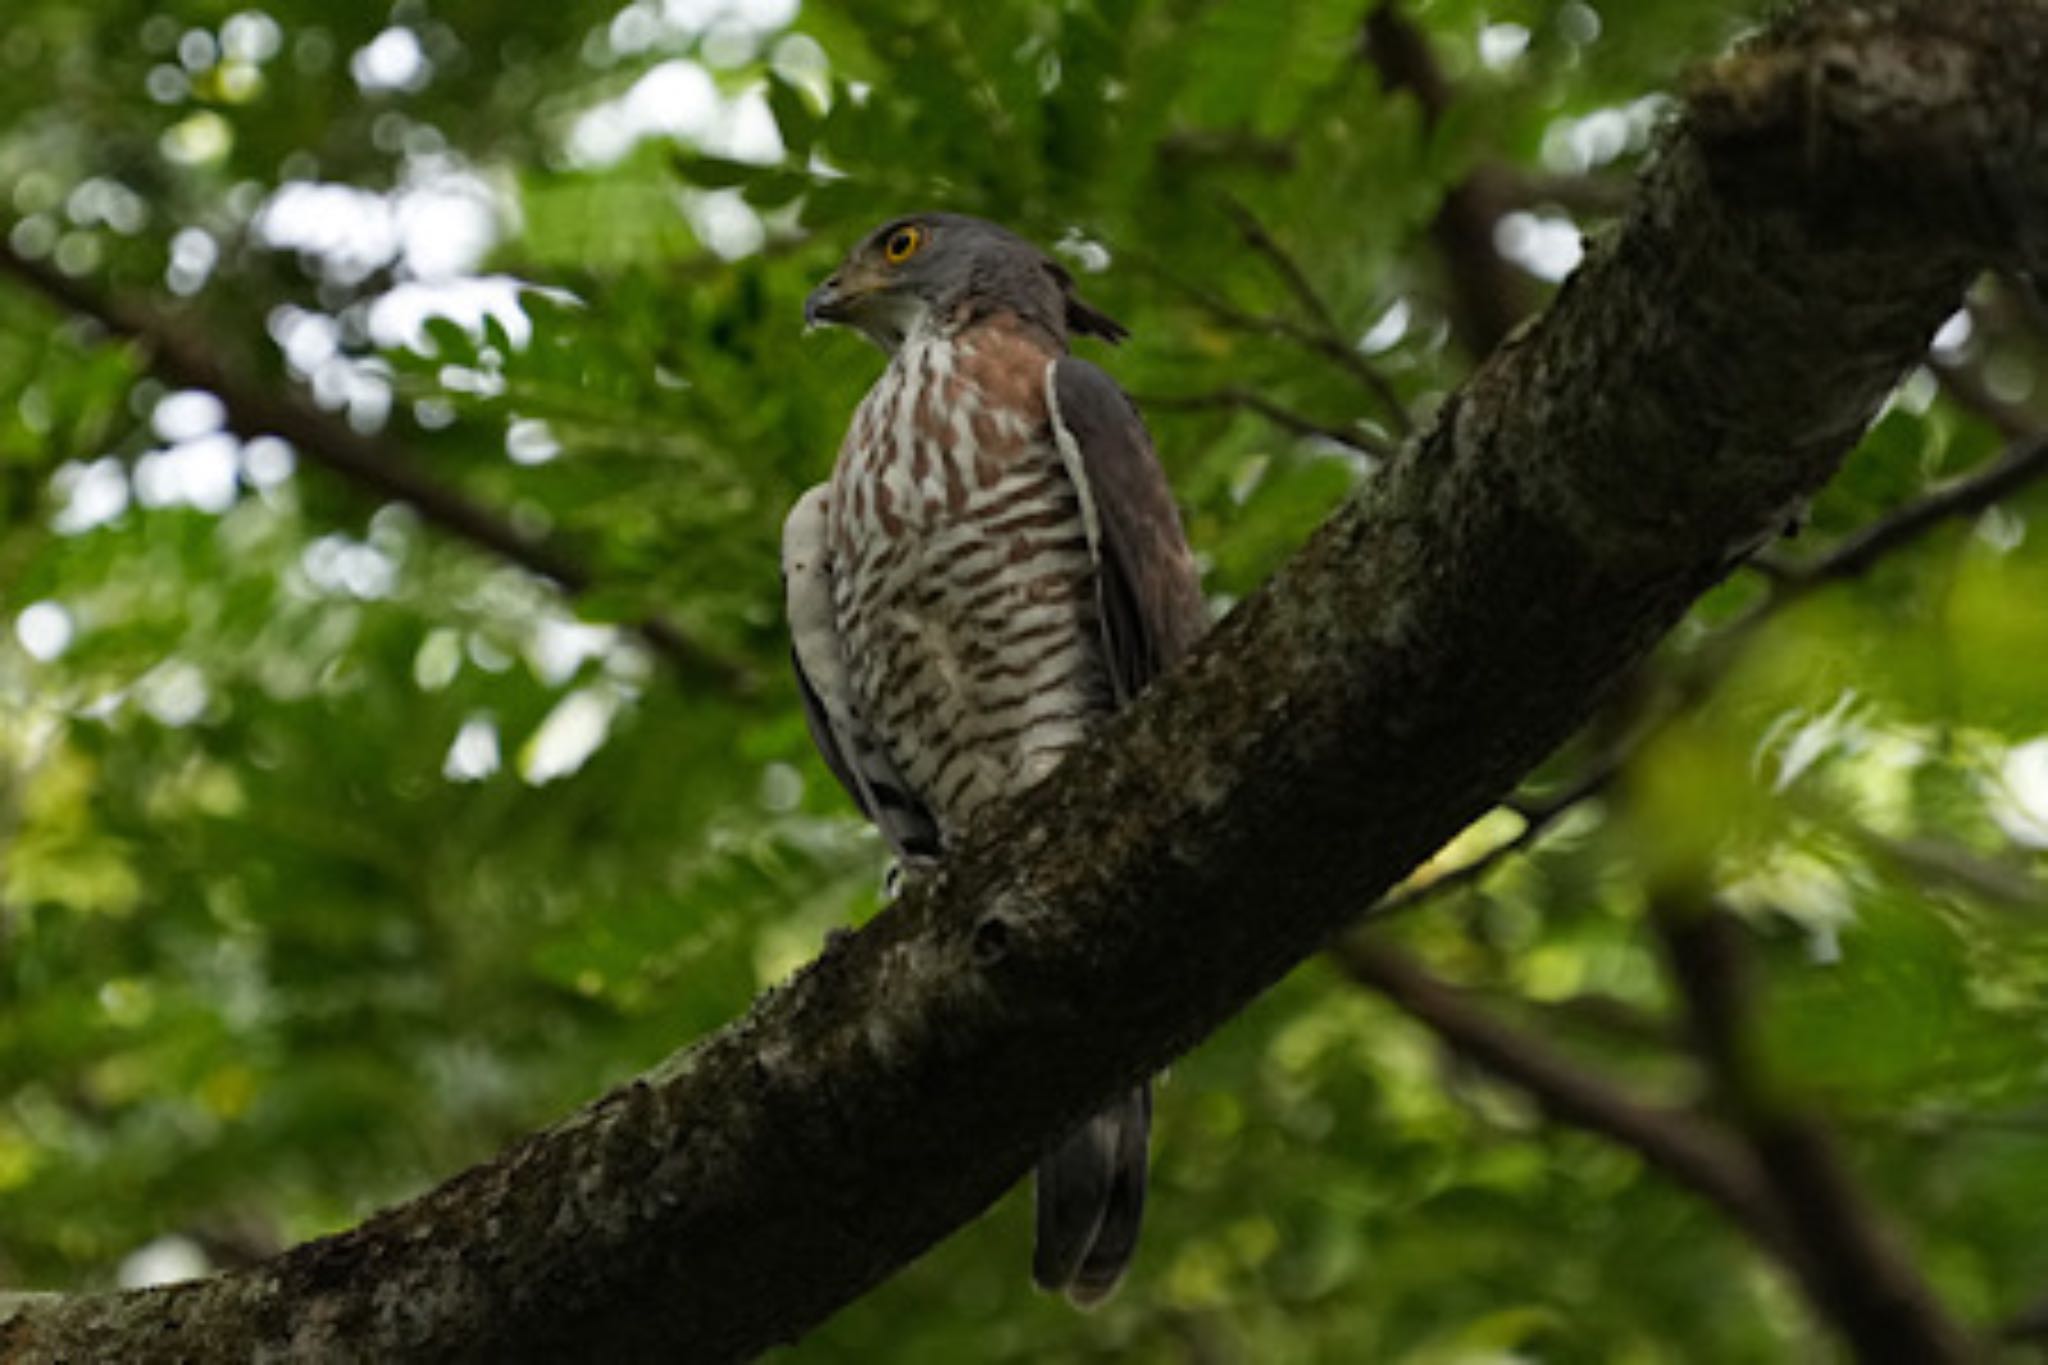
[{"x1": 861, "y1": 294, "x2": 939, "y2": 356}]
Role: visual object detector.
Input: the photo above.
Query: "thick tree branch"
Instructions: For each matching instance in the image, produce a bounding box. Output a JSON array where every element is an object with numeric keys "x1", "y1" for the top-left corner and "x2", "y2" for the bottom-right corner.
[
  {"x1": 3, "y1": 2, "x2": 2042, "y2": 1360},
  {"x1": 0, "y1": 237, "x2": 750, "y2": 693}
]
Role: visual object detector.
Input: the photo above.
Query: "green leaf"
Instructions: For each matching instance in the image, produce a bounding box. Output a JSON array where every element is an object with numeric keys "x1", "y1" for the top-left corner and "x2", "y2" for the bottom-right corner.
[
  {"x1": 764, "y1": 73, "x2": 816, "y2": 158},
  {"x1": 671, "y1": 152, "x2": 766, "y2": 189}
]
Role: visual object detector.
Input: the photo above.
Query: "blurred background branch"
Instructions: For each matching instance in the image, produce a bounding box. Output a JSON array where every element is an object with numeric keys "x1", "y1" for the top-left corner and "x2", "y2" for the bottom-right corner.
[
  {"x1": 0, "y1": 226, "x2": 751, "y2": 692},
  {"x1": 1653, "y1": 894, "x2": 1975, "y2": 1363},
  {"x1": 1363, "y1": 1, "x2": 1538, "y2": 359}
]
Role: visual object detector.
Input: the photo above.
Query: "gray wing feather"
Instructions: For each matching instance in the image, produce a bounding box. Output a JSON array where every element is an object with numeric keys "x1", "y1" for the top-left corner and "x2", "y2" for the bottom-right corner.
[
  {"x1": 781, "y1": 486, "x2": 941, "y2": 859},
  {"x1": 1048, "y1": 358, "x2": 1209, "y2": 703},
  {"x1": 1034, "y1": 360, "x2": 1204, "y2": 1304}
]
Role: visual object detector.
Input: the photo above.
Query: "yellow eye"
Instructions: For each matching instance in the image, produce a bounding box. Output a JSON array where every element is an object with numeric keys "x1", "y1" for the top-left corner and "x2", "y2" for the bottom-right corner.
[{"x1": 884, "y1": 225, "x2": 923, "y2": 263}]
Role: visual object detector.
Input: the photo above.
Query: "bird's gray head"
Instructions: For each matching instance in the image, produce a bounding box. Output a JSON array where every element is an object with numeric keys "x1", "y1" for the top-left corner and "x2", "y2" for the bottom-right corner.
[{"x1": 803, "y1": 213, "x2": 1127, "y2": 355}]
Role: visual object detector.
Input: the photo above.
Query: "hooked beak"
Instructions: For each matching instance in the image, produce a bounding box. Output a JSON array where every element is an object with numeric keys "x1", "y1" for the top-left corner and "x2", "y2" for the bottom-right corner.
[{"x1": 803, "y1": 275, "x2": 856, "y2": 331}]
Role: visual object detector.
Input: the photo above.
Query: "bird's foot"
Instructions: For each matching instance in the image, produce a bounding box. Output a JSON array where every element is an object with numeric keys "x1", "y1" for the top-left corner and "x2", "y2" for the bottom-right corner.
[{"x1": 884, "y1": 852, "x2": 943, "y2": 899}]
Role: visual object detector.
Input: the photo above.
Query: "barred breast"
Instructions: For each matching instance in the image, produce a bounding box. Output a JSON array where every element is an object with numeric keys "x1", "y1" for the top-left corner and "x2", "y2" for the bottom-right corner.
[{"x1": 827, "y1": 318, "x2": 1111, "y2": 840}]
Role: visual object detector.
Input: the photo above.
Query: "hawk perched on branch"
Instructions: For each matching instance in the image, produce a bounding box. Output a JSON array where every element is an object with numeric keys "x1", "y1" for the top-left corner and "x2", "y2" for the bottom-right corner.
[{"x1": 784, "y1": 213, "x2": 1206, "y2": 1303}]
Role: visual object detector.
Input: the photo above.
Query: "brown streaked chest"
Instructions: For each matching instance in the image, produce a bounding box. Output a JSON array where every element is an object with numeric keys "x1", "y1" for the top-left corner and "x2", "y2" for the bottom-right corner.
[
  {"x1": 822, "y1": 315, "x2": 1110, "y2": 825},
  {"x1": 827, "y1": 316, "x2": 1060, "y2": 552}
]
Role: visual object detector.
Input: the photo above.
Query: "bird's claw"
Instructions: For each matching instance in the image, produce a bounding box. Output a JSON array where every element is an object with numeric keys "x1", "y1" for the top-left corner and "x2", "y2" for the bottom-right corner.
[{"x1": 884, "y1": 853, "x2": 943, "y2": 899}]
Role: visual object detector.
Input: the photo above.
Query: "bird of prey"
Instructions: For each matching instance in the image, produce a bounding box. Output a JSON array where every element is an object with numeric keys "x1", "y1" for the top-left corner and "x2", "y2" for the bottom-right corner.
[{"x1": 784, "y1": 213, "x2": 1207, "y2": 1304}]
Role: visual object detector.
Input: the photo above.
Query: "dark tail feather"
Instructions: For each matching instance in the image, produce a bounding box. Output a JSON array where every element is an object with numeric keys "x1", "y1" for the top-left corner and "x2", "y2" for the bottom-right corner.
[{"x1": 1032, "y1": 1084, "x2": 1151, "y2": 1307}]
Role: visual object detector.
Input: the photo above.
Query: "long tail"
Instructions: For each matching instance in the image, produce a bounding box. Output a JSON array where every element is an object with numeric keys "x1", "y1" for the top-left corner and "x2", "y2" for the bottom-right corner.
[{"x1": 1031, "y1": 1084, "x2": 1151, "y2": 1306}]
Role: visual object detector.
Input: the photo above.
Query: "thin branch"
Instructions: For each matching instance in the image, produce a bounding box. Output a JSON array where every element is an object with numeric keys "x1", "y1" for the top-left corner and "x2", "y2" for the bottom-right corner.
[
  {"x1": 1846, "y1": 826, "x2": 2048, "y2": 912},
  {"x1": 1931, "y1": 355, "x2": 2041, "y2": 441},
  {"x1": 1382, "y1": 430, "x2": 2048, "y2": 918},
  {"x1": 1772, "y1": 434, "x2": 2048, "y2": 589},
  {"x1": 2000, "y1": 1291, "x2": 2048, "y2": 1344},
  {"x1": 1517, "y1": 989, "x2": 1680, "y2": 1048},
  {"x1": 1136, "y1": 258, "x2": 1412, "y2": 435},
  {"x1": 2002, "y1": 270, "x2": 2048, "y2": 339},
  {"x1": 1368, "y1": 740, "x2": 1630, "y2": 918},
  {"x1": 1499, "y1": 169, "x2": 1637, "y2": 219},
  {"x1": 1653, "y1": 897, "x2": 1975, "y2": 1364},
  {"x1": 1163, "y1": 272, "x2": 1335, "y2": 357},
  {"x1": 1363, "y1": 2, "x2": 1538, "y2": 359},
  {"x1": 1332, "y1": 929, "x2": 1996, "y2": 1359},
  {"x1": 0, "y1": 232, "x2": 752, "y2": 693},
  {"x1": 1330, "y1": 934, "x2": 1804, "y2": 1265},
  {"x1": 1219, "y1": 197, "x2": 1413, "y2": 435},
  {"x1": 1131, "y1": 388, "x2": 1392, "y2": 459},
  {"x1": 1155, "y1": 130, "x2": 1296, "y2": 174}
]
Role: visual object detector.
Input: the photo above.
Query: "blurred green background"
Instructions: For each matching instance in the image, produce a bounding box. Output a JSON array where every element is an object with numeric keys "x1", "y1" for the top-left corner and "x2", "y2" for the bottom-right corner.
[{"x1": 2, "y1": 0, "x2": 2045, "y2": 1360}]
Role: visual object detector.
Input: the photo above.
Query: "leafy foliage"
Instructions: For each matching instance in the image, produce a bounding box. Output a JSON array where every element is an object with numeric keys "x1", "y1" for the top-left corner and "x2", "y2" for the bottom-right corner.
[{"x1": 2, "y1": 0, "x2": 2045, "y2": 1360}]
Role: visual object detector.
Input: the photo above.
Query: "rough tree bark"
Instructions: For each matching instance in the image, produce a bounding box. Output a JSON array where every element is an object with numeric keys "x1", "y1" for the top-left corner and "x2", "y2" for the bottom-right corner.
[{"x1": 4, "y1": 1, "x2": 2044, "y2": 1360}]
